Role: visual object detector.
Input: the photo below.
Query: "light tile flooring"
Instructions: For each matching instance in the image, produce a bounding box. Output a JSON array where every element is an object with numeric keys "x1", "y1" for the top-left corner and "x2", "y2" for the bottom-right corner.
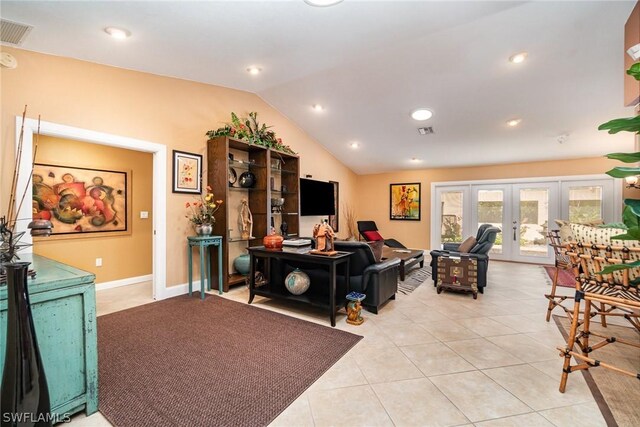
[{"x1": 72, "y1": 260, "x2": 611, "y2": 427}]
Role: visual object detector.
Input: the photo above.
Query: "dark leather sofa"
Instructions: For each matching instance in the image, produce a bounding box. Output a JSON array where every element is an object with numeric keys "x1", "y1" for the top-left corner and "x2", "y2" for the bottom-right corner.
[
  {"x1": 429, "y1": 224, "x2": 500, "y2": 293},
  {"x1": 278, "y1": 241, "x2": 401, "y2": 314}
]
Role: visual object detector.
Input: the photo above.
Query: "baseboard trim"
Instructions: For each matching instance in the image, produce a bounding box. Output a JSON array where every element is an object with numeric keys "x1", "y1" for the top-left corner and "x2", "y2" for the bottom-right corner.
[
  {"x1": 161, "y1": 279, "x2": 214, "y2": 299},
  {"x1": 96, "y1": 274, "x2": 153, "y2": 291}
]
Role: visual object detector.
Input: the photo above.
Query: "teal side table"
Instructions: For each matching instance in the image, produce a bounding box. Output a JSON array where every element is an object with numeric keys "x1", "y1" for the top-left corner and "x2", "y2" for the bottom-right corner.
[{"x1": 187, "y1": 235, "x2": 223, "y2": 299}]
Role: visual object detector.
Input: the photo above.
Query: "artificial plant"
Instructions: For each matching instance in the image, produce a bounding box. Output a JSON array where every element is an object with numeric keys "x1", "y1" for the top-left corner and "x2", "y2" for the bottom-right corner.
[
  {"x1": 597, "y1": 63, "x2": 640, "y2": 273},
  {"x1": 206, "y1": 112, "x2": 296, "y2": 155}
]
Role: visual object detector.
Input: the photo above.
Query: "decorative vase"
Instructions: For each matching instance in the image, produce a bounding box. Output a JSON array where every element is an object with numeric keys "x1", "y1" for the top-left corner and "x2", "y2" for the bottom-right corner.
[
  {"x1": 238, "y1": 171, "x2": 256, "y2": 188},
  {"x1": 1, "y1": 262, "x2": 52, "y2": 425},
  {"x1": 285, "y1": 268, "x2": 311, "y2": 295},
  {"x1": 233, "y1": 253, "x2": 251, "y2": 275},
  {"x1": 195, "y1": 223, "x2": 213, "y2": 236},
  {"x1": 263, "y1": 231, "x2": 284, "y2": 250}
]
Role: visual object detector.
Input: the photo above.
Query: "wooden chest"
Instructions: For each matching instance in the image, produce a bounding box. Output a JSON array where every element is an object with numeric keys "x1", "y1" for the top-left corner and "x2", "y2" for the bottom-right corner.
[
  {"x1": 0, "y1": 254, "x2": 98, "y2": 420},
  {"x1": 436, "y1": 255, "x2": 479, "y2": 299}
]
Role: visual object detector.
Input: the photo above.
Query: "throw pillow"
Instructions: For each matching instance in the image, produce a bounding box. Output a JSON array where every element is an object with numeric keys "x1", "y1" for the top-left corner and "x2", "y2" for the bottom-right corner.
[
  {"x1": 457, "y1": 236, "x2": 477, "y2": 253},
  {"x1": 555, "y1": 219, "x2": 606, "y2": 243},
  {"x1": 367, "y1": 240, "x2": 384, "y2": 263},
  {"x1": 362, "y1": 230, "x2": 383, "y2": 241}
]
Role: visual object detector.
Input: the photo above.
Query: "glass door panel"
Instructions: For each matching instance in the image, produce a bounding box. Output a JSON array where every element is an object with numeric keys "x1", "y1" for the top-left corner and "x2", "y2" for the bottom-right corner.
[
  {"x1": 518, "y1": 188, "x2": 548, "y2": 257},
  {"x1": 568, "y1": 186, "x2": 603, "y2": 223},
  {"x1": 477, "y1": 189, "x2": 504, "y2": 255},
  {"x1": 511, "y1": 183, "x2": 557, "y2": 264},
  {"x1": 440, "y1": 191, "x2": 464, "y2": 243}
]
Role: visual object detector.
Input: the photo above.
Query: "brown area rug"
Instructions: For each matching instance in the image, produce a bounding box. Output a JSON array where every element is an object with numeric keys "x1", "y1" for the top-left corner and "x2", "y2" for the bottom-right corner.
[
  {"x1": 98, "y1": 294, "x2": 362, "y2": 427},
  {"x1": 553, "y1": 315, "x2": 640, "y2": 427},
  {"x1": 543, "y1": 265, "x2": 575, "y2": 288}
]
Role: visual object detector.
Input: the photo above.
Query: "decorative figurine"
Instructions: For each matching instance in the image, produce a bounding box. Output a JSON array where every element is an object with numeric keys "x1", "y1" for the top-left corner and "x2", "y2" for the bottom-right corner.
[
  {"x1": 239, "y1": 199, "x2": 253, "y2": 240},
  {"x1": 310, "y1": 220, "x2": 337, "y2": 255},
  {"x1": 346, "y1": 291, "x2": 366, "y2": 325}
]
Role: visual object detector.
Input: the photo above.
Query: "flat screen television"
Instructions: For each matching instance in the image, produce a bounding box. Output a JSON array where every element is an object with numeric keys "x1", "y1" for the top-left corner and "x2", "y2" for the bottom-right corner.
[{"x1": 300, "y1": 178, "x2": 335, "y2": 216}]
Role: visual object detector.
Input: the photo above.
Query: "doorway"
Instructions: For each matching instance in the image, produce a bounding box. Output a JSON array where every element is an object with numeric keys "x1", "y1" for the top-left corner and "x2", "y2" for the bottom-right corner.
[
  {"x1": 14, "y1": 117, "x2": 168, "y2": 299},
  {"x1": 432, "y1": 176, "x2": 621, "y2": 265}
]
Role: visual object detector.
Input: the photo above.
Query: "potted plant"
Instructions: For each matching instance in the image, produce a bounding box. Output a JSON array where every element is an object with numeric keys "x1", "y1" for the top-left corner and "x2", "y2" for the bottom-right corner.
[{"x1": 185, "y1": 186, "x2": 223, "y2": 236}]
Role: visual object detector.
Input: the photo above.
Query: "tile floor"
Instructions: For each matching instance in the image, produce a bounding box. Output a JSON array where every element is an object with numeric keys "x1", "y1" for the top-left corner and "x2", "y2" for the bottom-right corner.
[{"x1": 71, "y1": 260, "x2": 610, "y2": 427}]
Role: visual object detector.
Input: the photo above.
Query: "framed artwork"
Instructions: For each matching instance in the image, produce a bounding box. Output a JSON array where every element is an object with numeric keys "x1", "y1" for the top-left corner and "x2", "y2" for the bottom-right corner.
[
  {"x1": 172, "y1": 150, "x2": 202, "y2": 194},
  {"x1": 328, "y1": 180, "x2": 339, "y2": 232},
  {"x1": 32, "y1": 163, "x2": 130, "y2": 237},
  {"x1": 390, "y1": 183, "x2": 421, "y2": 221}
]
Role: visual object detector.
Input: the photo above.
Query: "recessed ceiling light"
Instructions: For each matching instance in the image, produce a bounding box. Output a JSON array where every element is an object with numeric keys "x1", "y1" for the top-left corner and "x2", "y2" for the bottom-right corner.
[
  {"x1": 246, "y1": 66, "x2": 262, "y2": 75},
  {"x1": 509, "y1": 52, "x2": 528, "y2": 64},
  {"x1": 410, "y1": 157, "x2": 423, "y2": 163},
  {"x1": 312, "y1": 104, "x2": 324, "y2": 112},
  {"x1": 304, "y1": 0, "x2": 344, "y2": 7},
  {"x1": 349, "y1": 142, "x2": 359, "y2": 149},
  {"x1": 411, "y1": 109, "x2": 433, "y2": 121},
  {"x1": 506, "y1": 118, "x2": 522, "y2": 127},
  {"x1": 104, "y1": 27, "x2": 131, "y2": 40}
]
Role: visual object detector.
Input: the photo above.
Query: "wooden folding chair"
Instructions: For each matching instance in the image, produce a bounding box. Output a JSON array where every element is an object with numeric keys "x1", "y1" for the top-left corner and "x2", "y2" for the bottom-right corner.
[{"x1": 559, "y1": 242, "x2": 640, "y2": 393}]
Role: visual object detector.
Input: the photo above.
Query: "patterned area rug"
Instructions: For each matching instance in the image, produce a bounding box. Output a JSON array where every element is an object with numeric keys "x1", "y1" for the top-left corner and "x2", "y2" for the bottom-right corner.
[
  {"x1": 553, "y1": 315, "x2": 640, "y2": 427},
  {"x1": 543, "y1": 265, "x2": 575, "y2": 288},
  {"x1": 398, "y1": 266, "x2": 431, "y2": 294},
  {"x1": 98, "y1": 294, "x2": 362, "y2": 427}
]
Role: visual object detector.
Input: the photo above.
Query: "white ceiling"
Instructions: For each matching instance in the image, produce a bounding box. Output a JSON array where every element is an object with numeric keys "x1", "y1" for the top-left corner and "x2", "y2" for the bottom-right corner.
[{"x1": 1, "y1": 0, "x2": 636, "y2": 174}]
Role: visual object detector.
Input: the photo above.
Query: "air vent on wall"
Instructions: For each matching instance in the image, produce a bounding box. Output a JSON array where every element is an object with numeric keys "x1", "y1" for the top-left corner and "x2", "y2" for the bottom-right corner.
[
  {"x1": 418, "y1": 127, "x2": 434, "y2": 135},
  {"x1": 1, "y1": 19, "x2": 33, "y2": 46}
]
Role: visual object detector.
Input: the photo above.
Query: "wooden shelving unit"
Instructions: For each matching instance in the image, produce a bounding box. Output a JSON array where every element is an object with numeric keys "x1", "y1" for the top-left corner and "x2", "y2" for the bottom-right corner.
[{"x1": 207, "y1": 136, "x2": 300, "y2": 292}]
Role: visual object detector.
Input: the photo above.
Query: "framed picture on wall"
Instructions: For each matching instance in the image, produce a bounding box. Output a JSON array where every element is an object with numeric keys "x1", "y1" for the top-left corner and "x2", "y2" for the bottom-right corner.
[
  {"x1": 328, "y1": 180, "x2": 339, "y2": 232},
  {"x1": 172, "y1": 150, "x2": 202, "y2": 194},
  {"x1": 390, "y1": 183, "x2": 421, "y2": 221},
  {"x1": 32, "y1": 163, "x2": 131, "y2": 237}
]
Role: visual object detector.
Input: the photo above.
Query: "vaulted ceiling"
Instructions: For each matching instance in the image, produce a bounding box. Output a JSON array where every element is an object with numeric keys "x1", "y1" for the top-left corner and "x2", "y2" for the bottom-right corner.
[{"x1": 1, "y1": 1, "x2": 635, "y2": 174}]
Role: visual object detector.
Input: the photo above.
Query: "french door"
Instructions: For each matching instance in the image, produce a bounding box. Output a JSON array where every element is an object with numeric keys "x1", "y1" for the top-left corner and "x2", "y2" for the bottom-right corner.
[{"x1": 433, "y1": 176, "x2": 620, "y2": 264}]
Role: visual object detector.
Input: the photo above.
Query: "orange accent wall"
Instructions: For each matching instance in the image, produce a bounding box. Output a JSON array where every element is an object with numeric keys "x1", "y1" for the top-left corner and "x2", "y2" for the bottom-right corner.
[
  {"x1": 355, "y1": 157, "x2": 630, "y2": 250},
  {"x1": 1, "y1": 47, "x2": 358, "y2": 287}
]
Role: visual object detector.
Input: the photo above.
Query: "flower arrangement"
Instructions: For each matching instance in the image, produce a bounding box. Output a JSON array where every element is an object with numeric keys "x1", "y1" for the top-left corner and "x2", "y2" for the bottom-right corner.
[
  {"x1": 185, "y1": 186, "x2": 223, "y2": 225},
  {"x1": 206, "y1": 111, "x2": 296, "y2": 155}
]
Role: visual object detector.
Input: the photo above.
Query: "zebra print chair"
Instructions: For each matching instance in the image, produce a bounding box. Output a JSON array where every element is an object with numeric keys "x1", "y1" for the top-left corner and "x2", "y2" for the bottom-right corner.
[{"x1": 558, "y1": 242, "x2": 640, "y2": 393}]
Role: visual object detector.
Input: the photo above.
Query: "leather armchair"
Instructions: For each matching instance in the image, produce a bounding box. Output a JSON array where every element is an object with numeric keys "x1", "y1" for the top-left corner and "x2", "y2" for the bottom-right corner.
[
  {"x1": 429, "y1": 224, "x2": 500, "y2": 292},
  {"x1": 280, "y1": 240, "x2": 400, "y2": 314}
]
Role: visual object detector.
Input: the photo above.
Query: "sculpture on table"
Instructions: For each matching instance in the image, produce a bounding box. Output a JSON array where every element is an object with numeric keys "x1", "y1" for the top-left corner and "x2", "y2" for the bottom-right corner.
[
  {"x1": 239, "y1": 199, "x2": 253, "y2": 240},
  {"x1": 311, "y1": 220, "x2": 337, "y2": 255}
]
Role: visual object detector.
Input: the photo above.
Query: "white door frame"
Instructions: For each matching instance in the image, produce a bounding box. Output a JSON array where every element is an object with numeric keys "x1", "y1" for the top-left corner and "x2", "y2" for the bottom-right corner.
[
  {"x1": 431, "y1": 174, "x2": 623, "y2": 259},
  {"x1": 15, "y1": 116, "x2": 168, "y2": 300}
]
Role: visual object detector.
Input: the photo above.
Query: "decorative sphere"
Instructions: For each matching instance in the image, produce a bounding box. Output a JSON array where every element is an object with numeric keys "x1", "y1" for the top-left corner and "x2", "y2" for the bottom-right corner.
[
  {"x1": 239, "y1": 171, "x2": 256, "y2": 188},
  {"x1": 285, "y1": 268, "x2": 310, "y2": 295}
]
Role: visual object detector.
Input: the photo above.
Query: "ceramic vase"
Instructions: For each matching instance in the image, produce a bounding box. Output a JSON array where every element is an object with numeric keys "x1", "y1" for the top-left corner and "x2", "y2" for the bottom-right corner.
[
  {"x1": 263, "y1": 232, "x2": 284, "y2": 250},
  {"x1": 1, "y1": 262, "x2": 52, "y2": 426},
  {"x1": 195, "y1": 223, "x2": 213, "y2": 236},
  {"x1": 233, "y1": 254, "x2": 251, "y2": 275}
]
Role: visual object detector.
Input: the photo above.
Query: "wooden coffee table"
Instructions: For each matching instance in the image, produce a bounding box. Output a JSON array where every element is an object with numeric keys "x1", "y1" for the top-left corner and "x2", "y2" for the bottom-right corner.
[{"x1": 382, "y1": 247, "x2": 425, "y2": 281}]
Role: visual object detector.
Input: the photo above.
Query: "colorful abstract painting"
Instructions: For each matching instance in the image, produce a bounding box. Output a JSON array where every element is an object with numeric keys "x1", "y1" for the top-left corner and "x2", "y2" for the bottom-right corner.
[
  {"x1": 172, "y1": 150, "x2": 202, "y2": 194},
  {"x1": 32, "y1": 164, "x2": 128, "y2": 235},
  {"x1": 390, "y1": 183, "x2": 421, "y2": 221}
]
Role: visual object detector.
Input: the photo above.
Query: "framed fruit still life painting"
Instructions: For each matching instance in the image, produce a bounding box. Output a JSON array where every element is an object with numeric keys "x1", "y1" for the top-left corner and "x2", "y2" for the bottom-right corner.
[
  {"x1": 32, "y1": 163, "x2": 130, "y2": 237},
  {"x1": 172, "y1": 150, "x2": 202, "y2": 194},
  {"x1": 390, "y1": 183, "x2": 421, "y2": 221}
]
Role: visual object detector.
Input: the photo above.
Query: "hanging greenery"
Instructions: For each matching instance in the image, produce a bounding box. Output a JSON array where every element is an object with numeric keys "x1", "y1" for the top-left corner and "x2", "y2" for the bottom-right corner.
[{"x1": 206, "y1": 112, "x2": 296, "y2": 155}]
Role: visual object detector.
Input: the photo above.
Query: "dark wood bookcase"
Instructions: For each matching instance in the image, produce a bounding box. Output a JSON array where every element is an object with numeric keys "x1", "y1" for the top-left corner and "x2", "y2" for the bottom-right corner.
[{"x1": 207, "y1": 136, "x2": 300, "y2": 291}]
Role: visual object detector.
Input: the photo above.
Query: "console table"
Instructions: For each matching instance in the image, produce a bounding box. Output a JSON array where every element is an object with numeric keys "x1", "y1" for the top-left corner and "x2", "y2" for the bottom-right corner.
[
  {"x1": 187, "y1": 235, "x2": 223, "y2": 299},
  {"x1": 0, "y1": 254, "x2": 98, "y2": 418},
  {"x1": 247, "y1": 247, "x2": 351, "y2": 326}
]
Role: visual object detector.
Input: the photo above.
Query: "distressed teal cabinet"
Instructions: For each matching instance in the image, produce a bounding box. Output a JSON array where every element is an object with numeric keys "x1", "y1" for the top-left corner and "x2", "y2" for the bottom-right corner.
[{"x1": 0, "y1": 254, "x2": 98, "y2": 419}]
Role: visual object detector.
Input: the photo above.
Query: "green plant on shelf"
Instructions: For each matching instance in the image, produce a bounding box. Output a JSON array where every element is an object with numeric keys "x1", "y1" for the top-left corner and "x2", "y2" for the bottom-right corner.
[{"x1": 206, "y1": 112, "x2": 296, "y2": 155}]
